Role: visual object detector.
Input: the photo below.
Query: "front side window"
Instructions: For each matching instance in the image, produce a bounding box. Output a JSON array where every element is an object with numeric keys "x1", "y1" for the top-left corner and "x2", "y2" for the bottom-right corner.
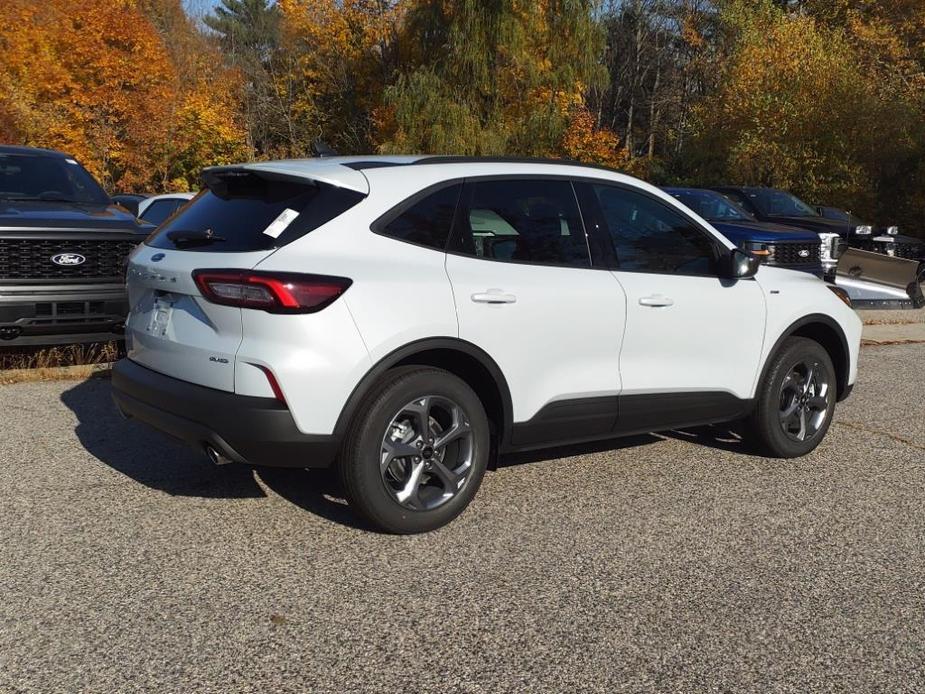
[
  {"x1": 450, "y1": 179, "x2": 590, "y2": 268},
  {"x1": 377, "y1": 183, "x2": 462, "y2": 250},
  {"x1": 579, "y1": 183, "x2": 719, "y2": 275}
]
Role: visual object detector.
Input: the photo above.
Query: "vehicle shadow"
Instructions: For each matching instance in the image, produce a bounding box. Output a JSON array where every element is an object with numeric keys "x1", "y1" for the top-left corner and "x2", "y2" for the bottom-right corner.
[
  {"x1": 253, "y1": 467, "x2": 371, "y2": 531},
  {"x1": 60, "y1": 377, "x2": 266, "y2": 499},
  {"x1": 497, "y1": 433, "x2": 661, "y2": 468},
  {"x1": 60, "y1": 377, "x2": 370, "y2": 528},
  {"x1": 664, "y1": 422, "x2": 760, "y2": 455}
]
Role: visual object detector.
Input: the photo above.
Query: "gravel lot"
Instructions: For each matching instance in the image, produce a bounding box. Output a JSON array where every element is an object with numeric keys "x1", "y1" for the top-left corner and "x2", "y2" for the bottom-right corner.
[{"x1": 1, "y1": 345, "x2": 924, "y2": 693}]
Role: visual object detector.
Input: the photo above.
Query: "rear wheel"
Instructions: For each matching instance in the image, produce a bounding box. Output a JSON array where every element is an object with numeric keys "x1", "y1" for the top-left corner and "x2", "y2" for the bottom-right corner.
[
  {"x1": 749, "y1": 337, "x2": 837, "y2": 458},
  {"x1": 338, "y1": 366, "x2": 490, "y2": 534}
]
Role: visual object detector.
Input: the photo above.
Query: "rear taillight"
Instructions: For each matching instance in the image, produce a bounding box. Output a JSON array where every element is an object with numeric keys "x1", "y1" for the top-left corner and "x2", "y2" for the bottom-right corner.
[{"x1": 192, "y1": 270, "x2": 351, "y2": 313}]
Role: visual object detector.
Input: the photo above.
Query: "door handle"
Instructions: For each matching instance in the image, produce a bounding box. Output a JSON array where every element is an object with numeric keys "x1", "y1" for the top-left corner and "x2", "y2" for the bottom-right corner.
[
  {"x1": 471, "y1": 290, "x2": 517, "y2": 305},
  {"x1": 638, "y1": 294, "x2": 674, "y2": 308}
]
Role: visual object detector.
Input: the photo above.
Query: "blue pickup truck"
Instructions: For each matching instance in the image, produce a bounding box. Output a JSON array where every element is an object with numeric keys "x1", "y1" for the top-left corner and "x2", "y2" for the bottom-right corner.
[{"x1": 663, "y1": 187, "x2": 830, "y2": 278}]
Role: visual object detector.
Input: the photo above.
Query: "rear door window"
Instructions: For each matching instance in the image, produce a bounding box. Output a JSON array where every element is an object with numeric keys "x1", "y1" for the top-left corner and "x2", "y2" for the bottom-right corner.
[
  {"x1": 449, "y1": 179, "x2": 590, "y2": 268},
  {"x1": 146, "y1": 171, "x2": 364, "y2": 252}
]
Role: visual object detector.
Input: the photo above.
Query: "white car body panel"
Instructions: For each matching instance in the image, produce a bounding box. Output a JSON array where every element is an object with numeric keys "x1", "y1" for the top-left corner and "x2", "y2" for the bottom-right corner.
[
  {"x1": 121, "y1": 156, "x2": 861, "y2": 440},
  {"x1": 614, "y1": 272, "x2": 766, "y2": 399},
  {"x1": 446, "y1": 255, "x2": 626, "y2": 422}
]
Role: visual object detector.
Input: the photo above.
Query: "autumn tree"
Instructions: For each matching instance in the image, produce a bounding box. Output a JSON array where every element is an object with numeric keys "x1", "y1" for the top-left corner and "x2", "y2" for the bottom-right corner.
[
  {"x1": 593, "y1": 0, "x2": 721, "y2": 176},
  {"x1": 378, "y1": 0, "x2": 627, "y2": 166},
  {"x1": 0, "y1": 0, "x2": 248, "y2": 193},
  {"x1": 203, "y1": 0, "x2": 291, "y2": 155},
  {"x1": 277, "y1": 0, "x2": 404, "y2": 154},
  {"x1": 682, "y1": 2, "x2": 889, "y2": 215}
]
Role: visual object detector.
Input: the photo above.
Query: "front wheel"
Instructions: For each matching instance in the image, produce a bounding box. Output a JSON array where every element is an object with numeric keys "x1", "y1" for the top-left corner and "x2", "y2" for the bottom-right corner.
[
  {"x1": 338, "y1": 366, "x2": 490, "y2": 534},
  {"x1": 749, "y1": 337, "x2": 837, "y2": 458}
]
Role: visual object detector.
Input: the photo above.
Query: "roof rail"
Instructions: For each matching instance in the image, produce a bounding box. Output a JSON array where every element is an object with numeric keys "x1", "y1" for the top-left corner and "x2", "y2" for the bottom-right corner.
[{"x1": 412, "y1": 155, "x2": 625, "y2": 175}]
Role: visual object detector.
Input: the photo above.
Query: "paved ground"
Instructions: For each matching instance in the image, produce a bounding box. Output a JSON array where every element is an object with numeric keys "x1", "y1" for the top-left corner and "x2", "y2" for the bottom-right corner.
[
  {"x1": 1, "y1": 345, "x2": 924, "y2": 693},
  {"x1": 860, "y1": 306, "x2": 925, "y2": 344}
]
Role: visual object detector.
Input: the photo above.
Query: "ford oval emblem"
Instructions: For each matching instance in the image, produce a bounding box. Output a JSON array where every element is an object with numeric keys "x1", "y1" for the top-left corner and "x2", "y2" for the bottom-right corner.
[
  {"x1": 51, "y1": 253, "x2": 86, "y2": 266},
  {"x1": 150, "y1": 253, "x2": 165, "y2": 262}
]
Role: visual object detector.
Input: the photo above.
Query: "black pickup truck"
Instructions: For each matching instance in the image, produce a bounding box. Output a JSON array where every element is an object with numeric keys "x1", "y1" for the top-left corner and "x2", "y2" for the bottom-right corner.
[{"x1": 0, "y1": 145, "x2": 152, "y2": 346}]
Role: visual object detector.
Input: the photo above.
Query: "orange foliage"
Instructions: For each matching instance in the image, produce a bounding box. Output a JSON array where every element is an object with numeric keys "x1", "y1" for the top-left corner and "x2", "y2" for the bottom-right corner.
[
  {"x1": 561, "y1": 108, "x2": 629, "y2": 169},
  {"x1": 0, "y1": 0, "x2": 247, "y2": 193}
]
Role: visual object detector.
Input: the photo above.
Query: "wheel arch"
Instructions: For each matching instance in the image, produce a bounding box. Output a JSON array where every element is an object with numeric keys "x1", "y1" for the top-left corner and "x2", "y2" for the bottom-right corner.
[
  {"x1": 760, "y1": 314, "x2": 851, "y2": 401},
  {"x1": 333, "y1": 338, "x2": 514, "y2": 448}
]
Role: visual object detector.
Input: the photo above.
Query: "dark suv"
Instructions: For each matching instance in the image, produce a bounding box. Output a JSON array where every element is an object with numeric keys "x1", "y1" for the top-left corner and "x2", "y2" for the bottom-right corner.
[
  {"x1": 663, "y1": 188, "x2": 827, "y2": 277},
  {"x1": 0, "y1": 146, "x2": 152, "y2": 346},
  {"x1": 712, "y1": 186, "x2": 925, "y2": 265}
]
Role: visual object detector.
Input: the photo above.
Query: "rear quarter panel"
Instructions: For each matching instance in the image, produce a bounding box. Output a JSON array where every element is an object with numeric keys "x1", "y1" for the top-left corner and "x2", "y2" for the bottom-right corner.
[{"x1": 247, "y1": 170, "x2": 462, "y2": 435}]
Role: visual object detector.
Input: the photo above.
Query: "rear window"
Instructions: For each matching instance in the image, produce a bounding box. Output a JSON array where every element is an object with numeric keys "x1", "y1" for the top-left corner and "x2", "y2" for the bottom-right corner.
[{"x1": 146, "y1": 171, "x2": 365, "y2": 252}]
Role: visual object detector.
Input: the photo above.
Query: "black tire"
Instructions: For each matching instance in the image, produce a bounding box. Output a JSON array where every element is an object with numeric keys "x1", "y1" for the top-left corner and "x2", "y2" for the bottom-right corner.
[
  {"x1": 749, "y1": 336, "x2": 837, "y2": 458},
  {"x1": 338, "y1": 366, "x2": 490, "y2": 534}
]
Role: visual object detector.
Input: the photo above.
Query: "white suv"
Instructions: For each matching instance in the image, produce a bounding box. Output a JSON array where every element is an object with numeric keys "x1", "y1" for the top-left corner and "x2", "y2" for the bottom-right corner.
[{"x1": 112, "y1": 156, "x2": 862, "y2": 533}]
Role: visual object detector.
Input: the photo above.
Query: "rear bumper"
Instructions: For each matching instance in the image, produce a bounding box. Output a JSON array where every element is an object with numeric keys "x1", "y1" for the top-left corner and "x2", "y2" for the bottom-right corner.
[
  {"x1": 111, "y1": 359, "x2": 339, "y2": 468},
  {"x1": 0, "y1": 284, "x2": 127, "y2": 345}
]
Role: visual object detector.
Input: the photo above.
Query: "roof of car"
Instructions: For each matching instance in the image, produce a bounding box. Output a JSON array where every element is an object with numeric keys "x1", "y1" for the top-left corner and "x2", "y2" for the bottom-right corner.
[
  {"x1": 663, "y1": 186, "x2": 725, "y2": 196},
  {"x1": 204, "y1": 155, "x2": 627, "y2": 194},
  {"x1": 144, "y1": 192, "x2": 196, "y2": 202},
  {"x1": 713, "y1": 185, "x2": 774, "y2": 192},
  {"x1": 0, "y1": 144, "x2": 71, "y2": 158}
]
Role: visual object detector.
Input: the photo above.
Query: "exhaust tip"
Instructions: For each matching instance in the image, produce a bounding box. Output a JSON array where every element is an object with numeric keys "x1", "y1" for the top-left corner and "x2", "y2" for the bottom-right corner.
[{"x1": 204, "y1": 445, "x2": 234, "y2": 466}]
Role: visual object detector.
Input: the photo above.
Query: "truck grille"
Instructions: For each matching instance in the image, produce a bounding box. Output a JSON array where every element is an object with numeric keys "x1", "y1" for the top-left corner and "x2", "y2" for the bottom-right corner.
[
  {"x1": 769, "y1": 241, "x2": 821, "y2": 266},
  {"x1": 0, "y1": 237, "x2": 140, "y2": 283},
  {"x1": 879, "y1": 241, "x2": 923, "y2": 261}
]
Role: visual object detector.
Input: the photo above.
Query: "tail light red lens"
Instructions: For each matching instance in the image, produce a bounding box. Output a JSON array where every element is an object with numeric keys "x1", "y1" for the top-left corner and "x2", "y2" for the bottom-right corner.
[{"x1": 192, "y1": 270, "x2": 352, "y2": 313}]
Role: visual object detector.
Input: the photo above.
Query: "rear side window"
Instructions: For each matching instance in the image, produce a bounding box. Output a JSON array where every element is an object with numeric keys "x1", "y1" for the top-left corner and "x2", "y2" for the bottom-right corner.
[
  {"x1": 146, "y1": 172, "x2": 364, "y2": 252},
  {"x1": 376, "y1": 183, "x2": 462, "y2": 249},
  {"x1": 450, "y1": 179, "x2": 590, "y2": 268}
]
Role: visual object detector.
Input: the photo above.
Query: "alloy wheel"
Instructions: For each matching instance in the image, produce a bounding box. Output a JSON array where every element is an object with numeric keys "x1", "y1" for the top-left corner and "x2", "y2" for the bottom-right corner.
[
  {"x1": 778, "y1": 360, "x2": 830, "y2": 442},
  {"x1": 380, "y1": 395, "x2": 475, "y2": 511}
]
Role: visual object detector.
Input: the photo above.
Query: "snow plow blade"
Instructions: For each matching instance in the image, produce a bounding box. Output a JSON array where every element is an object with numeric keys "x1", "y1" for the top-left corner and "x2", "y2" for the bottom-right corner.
[{"x1": 835, "y1": 248, "x2": 924, "y2": 309}]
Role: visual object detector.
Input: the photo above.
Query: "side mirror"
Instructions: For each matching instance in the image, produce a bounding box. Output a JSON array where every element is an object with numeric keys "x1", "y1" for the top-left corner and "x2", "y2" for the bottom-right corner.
[{"x1": 720, "y1": 248, "x2": 761, "y2": 279}]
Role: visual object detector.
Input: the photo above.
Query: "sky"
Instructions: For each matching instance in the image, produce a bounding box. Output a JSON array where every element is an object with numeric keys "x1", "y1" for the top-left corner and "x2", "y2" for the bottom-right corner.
[{"x1": 182, "y1": 0, "x2": 220, "y2": 18}]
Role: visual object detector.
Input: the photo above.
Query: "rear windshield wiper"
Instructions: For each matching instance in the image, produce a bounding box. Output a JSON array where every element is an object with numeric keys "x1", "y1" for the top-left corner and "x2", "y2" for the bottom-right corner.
[{"x1": 167, "y1": 228, "x2": 226, "y2": 248}]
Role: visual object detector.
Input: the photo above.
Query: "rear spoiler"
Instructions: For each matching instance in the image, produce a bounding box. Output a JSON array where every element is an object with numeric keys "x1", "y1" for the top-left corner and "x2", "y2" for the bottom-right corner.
[
  {"x1": 202, "y1": 161, "x2": 370, "y2": 194},
  {"x1": 835, "y1": 248, "x2": 925, "y2": 309}
]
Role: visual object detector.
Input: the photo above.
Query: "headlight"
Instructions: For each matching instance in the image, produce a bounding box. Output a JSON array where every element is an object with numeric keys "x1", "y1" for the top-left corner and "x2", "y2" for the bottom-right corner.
[
  {"x1": 827, "y1": 285, "x2": 852, "y2": 308},
  {"x1": 886, "y1": 226, "x2": 900, "y2": 235},
  {"x1": 741, "y1": 241, "x2": 772, "y2": 261},
  {"x1": 817, "y1": 232, "x2": 842, "y2": 261},
  {"x1": 854, "y1": 225, "x2": 873, "y2": 235}
]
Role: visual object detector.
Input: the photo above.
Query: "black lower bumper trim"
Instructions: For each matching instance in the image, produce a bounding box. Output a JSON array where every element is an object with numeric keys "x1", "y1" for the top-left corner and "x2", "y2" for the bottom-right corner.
[{"x1": 111, "y1": 359, "x2": 339, "y2": 468}]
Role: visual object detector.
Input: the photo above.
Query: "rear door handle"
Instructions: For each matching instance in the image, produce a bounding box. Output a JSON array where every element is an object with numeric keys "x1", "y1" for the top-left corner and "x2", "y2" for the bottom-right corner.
[
  {"x1": 471, "y1": 290, "x2": 517, "y2": 305},
  {"x1": 638, "y1": 294, "x2": 674, "y2": 308}
]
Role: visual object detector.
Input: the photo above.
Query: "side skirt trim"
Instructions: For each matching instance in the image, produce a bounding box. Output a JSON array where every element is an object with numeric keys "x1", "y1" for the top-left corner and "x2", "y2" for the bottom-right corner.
[{"x1": 505, "y1": 391, "x2": 754, "y2": 452}]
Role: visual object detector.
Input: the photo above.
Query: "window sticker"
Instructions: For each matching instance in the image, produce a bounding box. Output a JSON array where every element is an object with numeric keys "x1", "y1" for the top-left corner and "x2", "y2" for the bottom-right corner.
[{"x1": 262, "y1": 208, "x2": 300, "y2": 238}]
